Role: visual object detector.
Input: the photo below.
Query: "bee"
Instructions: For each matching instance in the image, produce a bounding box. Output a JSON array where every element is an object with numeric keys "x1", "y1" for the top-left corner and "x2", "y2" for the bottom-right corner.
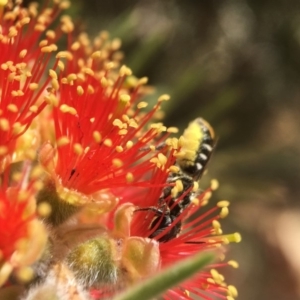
[{"x1": 142, "y1": 118, "x2": 215, "y2": 242}]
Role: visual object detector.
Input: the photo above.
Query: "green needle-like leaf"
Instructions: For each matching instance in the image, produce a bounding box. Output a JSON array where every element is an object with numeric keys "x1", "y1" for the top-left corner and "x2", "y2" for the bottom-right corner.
[{"x1": 113, "y1": 252, "x2": 215, "y2": 300}]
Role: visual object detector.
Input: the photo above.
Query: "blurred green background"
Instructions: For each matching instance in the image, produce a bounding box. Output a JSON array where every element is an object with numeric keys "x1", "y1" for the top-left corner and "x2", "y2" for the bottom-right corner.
[{"x1": 30, "y1": 0, "x2": 300, "y2": 299}]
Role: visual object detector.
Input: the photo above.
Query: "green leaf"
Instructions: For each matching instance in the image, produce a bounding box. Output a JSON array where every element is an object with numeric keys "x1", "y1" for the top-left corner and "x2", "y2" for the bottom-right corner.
[{"x1": 113, "y1": 252, "x2": 215, "y2": 300}]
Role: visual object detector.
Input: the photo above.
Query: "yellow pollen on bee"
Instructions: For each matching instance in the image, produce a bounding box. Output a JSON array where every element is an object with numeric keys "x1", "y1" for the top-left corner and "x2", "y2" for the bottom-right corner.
[
  {"x1": 126, "y1": 172, "x2": 134, "y2": 182},
  {"x1": 126, "y1": 141, "x2": 133, "y2": 149},
  {"x1": 112, "y1": 158, "x2": 123, "y2": 168},
  {"x1": 37, "y1": 202, "x2": 52, "y2": 217},
  {"x1": 0, "y1": 118, "x2": 9, "y2": 131},
  {"x1": 166, "y1": 137, "x2": 179, "y2": 149},
  {"x1": 15, "y1": 267, "x2": 34, "y2": 283},
  {"x1": 137, "y1": 102, "x2": 148, "y2": 109},
  {"x1": 158, "y1": 94, "x2": 170, "y2": 102},
  {"x1": 171, "y1": 186, "x2": 178, "y2": 198},
  {"x1": 60, "y1": 104, "x2": 77, "y2": 115},
  {"x1": 211, "y1": 179, "x2": 219, "y2": 190},
  {"x1": 93, "y1": 131, "x2": 101, "y2": 143},
  {"x1": 73, "y1": 143, "x2": 84, "y2": 155},
  {"x1": 57, "y1": 136, "x2": 70, "y2": 147},
  {"x1": 104, "y1": 139, "x2": 112, "y2": 147},
  {"x1": 228, "y1": 260, "x2": 239, "y2": 268},
  {"x1": 115, "y1": 146, "x2": 123, "y2": 153}
]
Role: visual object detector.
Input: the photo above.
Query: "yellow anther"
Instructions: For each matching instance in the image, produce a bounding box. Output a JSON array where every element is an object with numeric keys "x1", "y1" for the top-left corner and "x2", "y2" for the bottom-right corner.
[
  {"x1": 60, "y1": 104, "x2": 77, "y2": 115},
  {"x1": 29, "y1": 105, "x2": 38, "y2": 113},
  {"x1": 56, "y1": 51, "x2": 73, "y2": 60},
  {"x1": 167, "y1": 127, "x2": 179, "y2": 133},
  {"x1": 158, "y1": 153, "x2": 167, "y2": 166},
  {"x1": 15, "y1": 267, "x2": 34, "y2": 283},
  {"x1": 93, "y1": 131, "x2": 101, "y2": 143},
  {"x1": 7, "y1": 104, "x2": 18, "y2": 112},
  {"x1": 137, "y1": 102, "x2": 148, "y2": 109},
  {"x1": 220, "y1": 207, "x2": 229, "y2": 218},
  {"x1": 49, "y1": 69, "x2": 57, "y2": 79},
  {"x1": 211, "y1": 179, "x2": 219, "y2": 190},
  {"x1": 168, "y1": 165, "x2": 180, "y2": 173},
  {"x1": 113, "y1": 119, "x2": 124, "y2": 129},
  {"x1": 126, "y1": 172, "x2": 134, "y2": 182},
  {"x1": 228, "y1": 260, "x2": 239, "y2": 268},
  {"x1": 118, "y1": 129, "x2": 128, "y2": 135},
  {"x1": 115, "y1": 146, "x2": 123, "y2": 153},
  {"x1": 207, "y1": 278, "x2": 215, "y2": 284},
  {"x1": 39, "y1": 40, "x2": 48, "y2": 47},
  {"x1": 0, "y1": 0, "x2": 8, "y2": 5},
  {"x1": 104, "y1": 139, "x2": 112, "y2": 147},
  {"x1": 19, "y1": 49, "x2": 27, "y2": 58},
  {"x1": 126, "y1": 141, "x2": 133, "y2": 149},
  {"x1": 51, "y1": 78, "x2": 59, "y2": 90},
  {"x1": 45, "y1": 94, "x2": 58, "y2": 106},
  {"x1": 67, "y1": 73, "x2": 77, "y2": 82},
  {"x1": 158, "y1": 94, "x2": 170, "y2": 102},
  {"x1": 171, "y1": 186, "x2": 179, "y2": 198},
  {"x1": 57, "y1": 136, "x2": 70, "y2": 147},
  {"x1": 75, "y1": 85, "x2": 83, "y2": 96},
  {"x1": 101, "y1": 77, "x2": 108, "y2": 87},
  {"x1": 138, "y1": 77, "x2": 148, "y2": 85},
  {"x1": 227, "y1": 297, "x2": 235, "y2": 300},
  {"x1": 212, "y1": 220, "x2": 221, "y2": 230},
  {"x1": 46, "y1": 30, "x2": 56, "y2": 40},
  {"x1": 217, "y1": 200, "x2": 230, "y2": 208},
  {"x1": 128, "y1": 119, "x2": 138, "y2": 128},
  {"x1": 0, "y1": 118, "x2": 9, "y2": 131},
  {"x1": 0, "y1": 146, "x2": 8, "y2": 155},
  {"x1": 71, "y1": 41, "x2": 80, "y2": 51},
  {"x1": 228, "y1": 285, "x2": 238, "y2": 298},
  {"x1": 112, "y1": 158, "x2": 123, "y2": 168},
  {"x1": 192, "y1": 198, "x2": 199, "y2": 205},
  {"x1": 82, "y1": 67, "x2": 94, "y2": 76},
  {"x1": 119, "y1": 94, "x2": 131, "y2": 104},
  {"x1": 202, "y1": 191, "x2": 212, "y2": 202},
  {"x1": 91, "y1": 51, "x2": 101, "y2": 59},
  {"x1": 73, "y1": 143, "x2": 83, "y2": 155},
  {"x1": 58, "y1": 60, "x2": 65, "y2": 71},
  {"x1": 119, "y1": 65, "x2": 132, "y2": 77},
  {"x1": 175, "y1": 179, "x2": 184, "y2": 192},
  {"x1": 193, "y1": 181, "x2": 199, "y2": 192},
  {"x1": 90, "y1": 118, "x2": 95, "y2": 123},
  {"x1": 87, "y1": 85, "x2": 95, "y2": 94}
]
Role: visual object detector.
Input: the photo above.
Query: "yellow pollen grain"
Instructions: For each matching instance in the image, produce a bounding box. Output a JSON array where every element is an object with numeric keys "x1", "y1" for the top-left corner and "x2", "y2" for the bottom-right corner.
[
  {"x1": 211, "y1": 179, "x2": 219, "y2": 190},
  {"x1": 77, "y1": 86, "x2": 84, "y2": 95},
  {"x1": 167, "y1": 127, "x2": 179, "y2": 133},
  {"x1": 7, "y1": 104, "x2": 18, "y2": 112},
  {"x1": 228, "y1": 260, "x2": 239, "y2": 268},
  {"x1": 126, "y1": 172, "x2": 134, "y2": 183},
  {"x1": 137, "y1": 102, "x2": 148, "y2": 109},
  {"x1": 158, "y1": 94, "x2": 170, "y2": 102},
  {"x1": 175, "y1": 179, "x2": 183, "y2": 192},
  {"x1": 112, "y1": 158, "x2": 123, "y2": 168},
  {"x1": 171, "y1": 186, "x2": 178, "y2": 198},
  {"x1": 0, "y1": 146, "x2": 7, "y2": 155},
  {"x1": 49, "y1": 69, "x2": 57, "y2": 79},
  {"x1": 126, "y1": 141, "x2": 133, "y2": 149},
  {"x1": 0, "y1": 118, "x2": 9, "y2": 131},
  {"x1": 104, "y1": 139, "x2": 112, "y2": 147},
  {"x1": 60, "y1": 104, "x2": 77, "y2": 115},
  {"x1": 37, "y1": 202, "x2": 52, "y2": 217},
  {"x1": 119, "y1": 65, "x2": 132, "y2": 77},
  {"x1": 118, "y1": 129, "x2": 128, "y2": 135},
  {"x1": 115, "y1": 146, "x2": 123, "y2": 153},
  {"x1": 73, "y1": 143, "x2": 83, "y2": 155},
  {"x1": 56, "y1": 51, "x2": 73, "y2": 60},
  {"x1": 93, "y1": 131, "x2": 101, "y2": 143},
  {"x1": 228, "y1": 285, "x2": 238, "y2": 298},
  {"x1": 220, "y1": 207, "x2": 229, "y2": 218},
  {"x1": 57, "y1": 136, "x2": 70, "y2": 147},
  {"x1": 217, "y1": 200, "x2": 230, "y2": 208},
  {"x1": 15, "y1": 267, "x2": 34, "y2": 283},
  {"x1": 29, "y1": 83, "x2": 38, "y2": 90}
]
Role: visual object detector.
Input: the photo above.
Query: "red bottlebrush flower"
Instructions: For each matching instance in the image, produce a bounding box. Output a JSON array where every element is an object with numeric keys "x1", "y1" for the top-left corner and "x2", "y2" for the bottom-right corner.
[
  {"x1": 0, "y1": 163, "x2": 47, "y2": 286},
  {"x1": 0, "y1": 0, "x2": 70, "y2": 165}
]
